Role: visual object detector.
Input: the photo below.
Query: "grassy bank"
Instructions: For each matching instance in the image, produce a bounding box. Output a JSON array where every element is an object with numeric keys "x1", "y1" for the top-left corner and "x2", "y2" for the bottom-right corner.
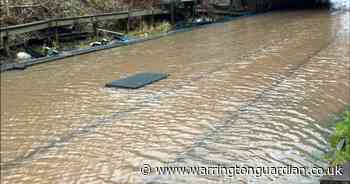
[
  {"x1": 128, "y1": 21, "x2": 172, "y2": 38},
  {"x1": 72, "y1": 21, "x2": 173, "y2": 49},
  {"x1": 326, "y1": 108, "x2": 350, "y2": 166}
]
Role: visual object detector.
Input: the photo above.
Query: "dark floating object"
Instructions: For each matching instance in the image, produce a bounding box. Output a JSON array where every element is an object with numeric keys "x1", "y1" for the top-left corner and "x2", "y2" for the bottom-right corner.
[{"x1": 105, "y1": 73, "x2": 169, "y2": 89}]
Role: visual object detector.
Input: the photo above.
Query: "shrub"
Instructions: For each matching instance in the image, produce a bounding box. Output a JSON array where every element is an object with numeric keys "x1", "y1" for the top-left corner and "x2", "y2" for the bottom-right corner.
[{"x1": 329, "y1": 109, "x2": 350, "y2": 165}]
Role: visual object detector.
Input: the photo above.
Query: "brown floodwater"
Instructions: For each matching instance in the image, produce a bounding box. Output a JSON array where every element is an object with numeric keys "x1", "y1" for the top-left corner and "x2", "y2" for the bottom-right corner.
[{"x1": 1, "y1": 10, "x2": 349, "y2": 184}]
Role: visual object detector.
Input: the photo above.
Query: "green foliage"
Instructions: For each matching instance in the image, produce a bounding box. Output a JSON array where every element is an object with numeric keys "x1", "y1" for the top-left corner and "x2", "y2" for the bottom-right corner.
[
  {"x1": 329, "y1": 109, "x2": 350, "y2": 165},
  {"x1": 128, "y1": 21, "x2": 172, "y2": 38}
]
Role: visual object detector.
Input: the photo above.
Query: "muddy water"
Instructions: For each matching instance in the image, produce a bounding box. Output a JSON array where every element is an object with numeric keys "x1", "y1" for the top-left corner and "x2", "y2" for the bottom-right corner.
[{"x1": 1, "y1": 10, "x2": 349, "y2": 184}]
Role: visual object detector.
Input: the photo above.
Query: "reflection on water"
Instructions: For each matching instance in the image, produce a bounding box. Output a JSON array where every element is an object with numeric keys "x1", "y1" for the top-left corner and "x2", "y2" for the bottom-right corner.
[{"x1": 1, "y1": 10, "x2": 349, "y2": 184}]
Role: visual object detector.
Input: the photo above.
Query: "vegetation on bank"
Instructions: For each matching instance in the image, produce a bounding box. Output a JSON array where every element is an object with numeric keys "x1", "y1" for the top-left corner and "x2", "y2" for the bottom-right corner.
[
  {"x1": 65, "y1": 21, "x2": 172, "y2": 48},
  {"x1": 0, "y1": 0, "x2": 176, "y2": 64},
  {"x1": 128, "y1": 21, "x2": 172, "y2": 37},
  {"x1": 0, "y1": 0, "x2": 160, "y2": 26},
  {"x1": 61, "y1": 21, "x2": 172, "y2": 50},
  {"x1": 0, "y1": 20, "x2": 173, "y2": 65},
  {"x1": 326, "y1": 109, "x2": 350, "y2": 166}
]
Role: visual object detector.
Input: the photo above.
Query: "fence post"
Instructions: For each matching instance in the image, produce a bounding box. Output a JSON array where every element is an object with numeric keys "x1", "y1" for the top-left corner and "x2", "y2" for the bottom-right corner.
[
  {"x1": 192, "y1": 1, "x2": 196, "y2": 18},
  {"x1": 170, "y1": 1, "x2": 175, "y2": 24},
  {"x1": 3, "y1": 35, "x2": 10, "y2": 56},
  {"x1": 55, "y1": 20, "x2": 60, "y2": 48},
  {"x1": 127, "y1": 9, "x2": 131, "y2": 34},
  {"x1": 151, "y1": 7, "x2": 155, "y2": 28},
  {"x1": 93, "y1": 21, "x2": 98, "y2": 39},
  {"x1": 90, "y1": 16, "x2": 98, "y2": 40}
]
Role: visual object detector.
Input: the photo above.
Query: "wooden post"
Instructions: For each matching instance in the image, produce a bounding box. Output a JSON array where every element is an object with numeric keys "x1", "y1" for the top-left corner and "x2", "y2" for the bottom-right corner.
[
  {"x1": 192, "y1": 1, "x2": 196, "y2": 18},
  {"x1": 151, "y1": 1, "x2": 155, "y2": 28},
  {"x1": 170, "y1": 1, "x2": 175, "y2": 25},
  {"x1": 140, "y1": 15, "x2": 143, "y2": 31},
  {"x1": 93, "y1": 21, "x2": 98, "y2": 39},
  {"x1": 126, "y1": 10, "x2": 130, "y2": 34},
  {"x1": 126, "y1": 0, "x2": 134, "y2": 34},
  {"x1": 54, "y1": 21, "x2": 60, "y2": 48},
  {"x1": 3, "y1": 36, "x2": 10, "y2": 57},
  {"x1": 208, "y1": 3, "x2": 213, "y2": 20},
  {"x1": 54, "y1": 28, "x2": 60, "y2": 48}
]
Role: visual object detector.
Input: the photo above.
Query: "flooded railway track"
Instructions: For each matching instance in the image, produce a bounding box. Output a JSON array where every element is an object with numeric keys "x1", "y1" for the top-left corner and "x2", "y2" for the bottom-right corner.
[{"x1": 1, "y1": 10, "x2": 349, "y2": 184}]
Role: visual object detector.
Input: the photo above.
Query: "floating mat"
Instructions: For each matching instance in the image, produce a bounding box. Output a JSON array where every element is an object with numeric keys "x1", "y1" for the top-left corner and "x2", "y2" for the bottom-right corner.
[{"x1": 105, "y1": 73, "x2": 169, "y2": 89}]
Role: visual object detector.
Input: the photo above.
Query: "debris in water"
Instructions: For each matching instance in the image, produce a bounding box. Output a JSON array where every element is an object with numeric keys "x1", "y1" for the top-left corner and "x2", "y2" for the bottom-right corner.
[
  {"x1": 105, "y1": 73, "x2": 169, "y2": 89},
  {"x1": 16, "y1": 52, "x2": 32, "y2": 61},
  {"x1": 43, "y1": 47, "x2": 59, "y2": 56}
]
